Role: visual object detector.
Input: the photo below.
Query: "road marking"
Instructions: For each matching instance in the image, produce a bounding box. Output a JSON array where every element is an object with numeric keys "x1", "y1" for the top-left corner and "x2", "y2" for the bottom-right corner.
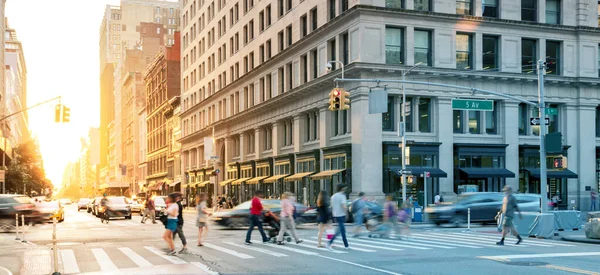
[
  {"x1": 425, "y1": 232, "x2": 531, "y2": 247},
  {"x1": 304, "y1": 239, "x2": 376, "y2": 252},
  {"x1": 118, "y1": 247, "x2": 153, "y2": 267},
  {"x1": 90, "y1": 228, "x2": 108, "y2": 230},
  {"x1": 144, "y1": 246, "x2": 188, "y2": 264},
  {"x1": 412, "y1": 233, "x2": 495, "y2": 247},
  {"x1": 358, "y1": 236, "x2": 454, "y2": 249},
  {"x1": 294, "y1": 242, "x2": 348, "y2": 253},
  {"x1": 264, "y1": 242, "x2": 319, "y2": 255},
  {"x1": 448, "y1": 232, "x2": 562, "y2": 247},
  {"x1": 542, "y1": 264, "x2": 600, "y2": 275},
  {"x1": 223, "y1": 241, "x2": 289, "y2": 257},
  {"x1": 91, "y1": 248, "x2": 118, "y2": 272},
  {"x1": 311, "y1": 237, "x2": 407, "y2": 251},
  {"x1": 316, "y1": 254, "x2": 403, "y2": 275},
  {"x1": 60, "y1": 249, "x2": 80, "y2": 274},
  {"x1": 200, "y1": 243, "x2": 254, "y2": 259},
  {"x1": 190, "y1": 262, "x2": 220, "y2": 275},
  {"x1": 478, "y1": 252, "x2": 600, "y2": 260},
  {"x1": 407, "y1": 234, "x2": 482, "y2": 248}
]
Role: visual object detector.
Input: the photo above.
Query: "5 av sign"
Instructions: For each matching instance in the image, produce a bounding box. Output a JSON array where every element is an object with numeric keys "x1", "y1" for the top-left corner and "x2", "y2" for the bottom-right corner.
[{"x1": 530, "y1": 117, "x2": 550, "y2": 126}]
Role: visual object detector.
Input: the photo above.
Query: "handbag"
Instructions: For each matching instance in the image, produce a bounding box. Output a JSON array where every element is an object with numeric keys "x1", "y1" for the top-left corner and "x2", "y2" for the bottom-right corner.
[
  {"x1": 159, "y1": 214, "x2": 168, "y2": 226},
  {"x1": 326, "y1": 229, "x2": 335, "y2": 240}
]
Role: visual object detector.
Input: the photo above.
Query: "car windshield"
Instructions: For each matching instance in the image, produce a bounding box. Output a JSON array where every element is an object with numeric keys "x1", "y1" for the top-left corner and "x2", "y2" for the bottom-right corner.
[
  {"x1": 154, "y1": 197, "x2": 166, "y2": 205},
  {"x1": 109, "y1": 197, "x2": 127, "y2": 204}
]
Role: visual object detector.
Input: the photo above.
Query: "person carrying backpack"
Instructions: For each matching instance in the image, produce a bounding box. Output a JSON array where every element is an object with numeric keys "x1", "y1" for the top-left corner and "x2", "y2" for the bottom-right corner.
[{"x1": 351, "y1": 192, "x2": 367, "y2": 237}]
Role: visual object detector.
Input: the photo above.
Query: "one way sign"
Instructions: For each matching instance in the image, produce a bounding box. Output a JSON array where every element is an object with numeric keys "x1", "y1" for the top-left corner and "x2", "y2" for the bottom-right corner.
[{"x1": 530, "y1": 117, "x2": 550, "y2": 125}]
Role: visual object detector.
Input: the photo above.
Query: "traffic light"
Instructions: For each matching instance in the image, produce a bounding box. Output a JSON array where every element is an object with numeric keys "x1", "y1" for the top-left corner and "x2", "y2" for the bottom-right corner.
[
  {"x1": 552, "y1": 156, "x2": 567, "y2": 169},
  {"x1": 340, "y1": 89, "x2": 350, "y2": 110},
  {"x1": 62, "y1": 106, "x2": 71, "y2": 123},
  {"x1": 329, "y1": 88, "x2": 341, "y2": 111},
  {"x1": 55, "y1": 105, "x2": 62, "y2": 122}
]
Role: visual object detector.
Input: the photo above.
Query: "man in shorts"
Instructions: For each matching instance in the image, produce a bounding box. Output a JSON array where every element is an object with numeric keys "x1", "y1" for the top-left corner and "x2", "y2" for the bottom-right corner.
[{"x1": 497, "y1": 185, "x2": 523, "y2": 245}]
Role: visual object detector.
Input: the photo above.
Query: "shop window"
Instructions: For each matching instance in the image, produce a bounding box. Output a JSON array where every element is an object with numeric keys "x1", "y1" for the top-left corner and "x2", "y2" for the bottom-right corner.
[
  {"x1": 385, "y1": 27, "x2": 404, "y2": 65},
  {"x1": 383, "y1": 96, "x2": 395, "y2": 131}
]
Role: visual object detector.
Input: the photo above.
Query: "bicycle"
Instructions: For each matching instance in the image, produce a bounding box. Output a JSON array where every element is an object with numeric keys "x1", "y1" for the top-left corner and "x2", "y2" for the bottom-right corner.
[{"x1": 100, "y1": 207, "x2": 110, "y2": 224}]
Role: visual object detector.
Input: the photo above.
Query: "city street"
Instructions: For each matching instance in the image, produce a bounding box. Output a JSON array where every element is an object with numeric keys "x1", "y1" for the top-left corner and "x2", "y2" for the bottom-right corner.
[{"x1": 1, "y1": 205, "x2": 599, "y2": 275}]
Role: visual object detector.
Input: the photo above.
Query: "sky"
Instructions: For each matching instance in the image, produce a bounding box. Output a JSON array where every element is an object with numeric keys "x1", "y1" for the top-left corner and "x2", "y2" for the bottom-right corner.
[{"x1": 5, "y1": 0, "x2": 120, "y2": 186}]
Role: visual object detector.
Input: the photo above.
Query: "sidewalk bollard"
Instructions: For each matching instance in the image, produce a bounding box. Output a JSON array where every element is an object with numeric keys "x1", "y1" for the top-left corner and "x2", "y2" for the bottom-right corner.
[
  {"x1": 21, "y1": 215, "x2": 26, "y2": 243},
  {"x1": 15, "y1": 214, "x2": 20, "y2": 240},
  {"x1": 466, "y1": 208, "x2": 471, "y2": 233},
  {"x1": 52, "y1": 217, "x2": 61, "y2": 275}
]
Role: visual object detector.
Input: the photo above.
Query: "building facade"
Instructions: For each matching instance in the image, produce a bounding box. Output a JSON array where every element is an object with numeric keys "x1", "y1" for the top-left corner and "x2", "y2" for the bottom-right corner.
[
  {"x1": 4, "y1": 19, "x2": 28, "y2": 149},
  {"x1": 144, "y1": 32, "x2": 181, "y2": 195},
  {"x1": 137, "y1": 106, "x2": 147, "y2": 196}
]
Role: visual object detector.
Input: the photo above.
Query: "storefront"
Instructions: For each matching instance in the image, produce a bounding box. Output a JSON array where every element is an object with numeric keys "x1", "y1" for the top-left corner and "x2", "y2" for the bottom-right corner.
[
  {"x1": 383, "y1": 142, "x2": 447, "y2": 205},
  {"x1": 264, "y1": 155, "x2": 293, "y2": 199},
  {"x1": 233, "y1": 163, "x2": 255, "y2": 202},
  {"x1": 310, "y1": 145, "x2": 351, "y2": 196},
  {"x1": 247, "y1": 158, "x2": 273, "y2": 198},
  {"x1": 454, "y1": 144, "x2": 515, "y2": 194},
  {"x1": 220, "y1": 162, "x2": 239, "y2": 205},
  {"x1": 285, "y1": 150, "x2": 319, "y2": 205},
  {"x1": 520, "y1": 145, "x2": 578, "y2": 209}
]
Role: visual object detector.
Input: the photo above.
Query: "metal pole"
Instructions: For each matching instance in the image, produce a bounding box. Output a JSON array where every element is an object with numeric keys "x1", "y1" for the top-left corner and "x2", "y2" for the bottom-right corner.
[
  {"x1": 537, "y1": 60, "x2": 548, "y2": 213},
  {"x1": 401, "y1": 72, "x2": 407, "y2": 203},
  {"x1": 424, "y1": 172, "x2": 428, "y2": 222},
  {"x1": 467, "y1": 208, "x2": 471, "y2": 232},
  {"x1": 21, "y1": 214, "x2": 26, "y2": 242},
  {"x1": 15, "y1": 214, "x2": 20, "y2": 240},
  {"x1": 52, "y1": 217, "x2": 61, "y2": 275}
]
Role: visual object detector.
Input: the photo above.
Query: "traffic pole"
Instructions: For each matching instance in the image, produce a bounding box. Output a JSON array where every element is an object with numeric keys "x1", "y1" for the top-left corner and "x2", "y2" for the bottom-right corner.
[
  {"x1": 52, "y1": 217, "x2": 61, "y2": 275},
  {"x1": 467, "y1": 208, "x2": 471, "y2": 233},
  {"x1": 15, "y1": 214, "x2": 20, "y2": 240},
  {"x1": 21, "y1": 215, "x2": 26, "y2": 243},
  {"x1": 537, "y1": 59, "x2": 548, "y2": 213}
]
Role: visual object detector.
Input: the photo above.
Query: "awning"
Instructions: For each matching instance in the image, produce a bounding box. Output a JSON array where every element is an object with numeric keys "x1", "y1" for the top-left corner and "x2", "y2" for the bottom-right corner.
[
  {"x1": 458, "y1": 168, "x2": 515, "y2": 178},
  {"x1": 169, "y1": 181, "x2": 180, "y2": 187},
  {"x1": 247, "y1": 176, "x2": 269, "y2": 184},
  {"x1": 263, "y1": 174, "x2": 288, "y2": 183},
  {"x1": 284, "y1": 172, "x2": 314, "y2": 182},
  {"x1": 232, "y1": 177, "x2": 251, "y2": 185},
  {"x1": 198, "y1": 181, "x2": 210, "y2": 187},
  {"x1": 525, "y1": 168, "x2": 578, "y2": 179},
  {"x1": 310, "y1": 169, "x2": 346, "y2": 180},
  {"x1": 219, "y1": 179, "x2": 235, "y2": 186},
  {"x1": 394, "y1": 167, "x2": 447, "y2": 178}
]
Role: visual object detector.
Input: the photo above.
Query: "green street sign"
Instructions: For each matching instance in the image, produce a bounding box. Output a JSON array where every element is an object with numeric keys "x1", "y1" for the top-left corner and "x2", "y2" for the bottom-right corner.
[
  {"x1": 451, "y1": 99, "x2": 494, "y2": 111},
  {"x1": 546, "y1": 108, "x2": 558, "y2": 115}
]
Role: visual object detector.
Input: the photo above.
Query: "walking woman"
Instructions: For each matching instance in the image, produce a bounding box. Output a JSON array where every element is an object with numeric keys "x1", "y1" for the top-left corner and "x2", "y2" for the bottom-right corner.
[
  {"x1": 196, "y1": 193, "x2": 212, "y2": 246},
  {"x1": 316, "y1": 190, "x2": 332, "y2": 248},
  {"x1": 277, "y1": 192, "x2": 303, "y2": 245},
  {"x1": 163, "y1": 194, "x2": 179, "y2": 255},
  {"x1": 383, "y1": 195, "x2": 400, "y2": 239}
]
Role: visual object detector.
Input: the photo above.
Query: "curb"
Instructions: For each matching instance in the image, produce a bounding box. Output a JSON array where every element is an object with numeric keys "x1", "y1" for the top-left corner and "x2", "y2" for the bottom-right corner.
[{"x1": 561, "y1": 236, "x2": 600, "y2": 245}]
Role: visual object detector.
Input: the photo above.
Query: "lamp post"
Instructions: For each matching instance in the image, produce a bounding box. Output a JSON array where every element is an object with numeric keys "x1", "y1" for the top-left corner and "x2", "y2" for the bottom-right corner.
[
  {"x1": 327, "y1": 60, "x2": 345, "y2": 81},
  {"x1": 400, "y1": 63, "x2": 422, "y2": 203},
  {"x1": 537, "y1": 60, "x2": 548, "y2": 213}
]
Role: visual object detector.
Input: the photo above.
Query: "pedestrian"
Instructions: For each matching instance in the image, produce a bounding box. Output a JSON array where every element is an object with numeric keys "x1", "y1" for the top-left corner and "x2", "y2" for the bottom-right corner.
[
  {"x1": 276, "y1": 192, "x2": 303, "y2": 245},
  {"x1": 316, "y1": 190, "x2": 332, "y2": 248},
  {"x1": 245, "y1": 190, "x2": 269, "y2": 245},
  {"x1": 173, "y1": 193, "x2": 188, "y2": 253},
  {"x1": 327, "y1": 184, "x2": 349, "y2": 251},
  {"x1": 552, "y1": 193, "x2": 561, "y2": 211},
  {"x1": 141, "y1": 195, "x2": 156, "y2": 224},
  {"x1": 399, "y1": 200, "x2": 412, "y2": 239},
  {"x1": 163, "y1": 194, "x2": 179, "y2": 255},
  {"x1": 591, "y1": 189, "x2": 597, "y2": 211},
  {"x1": 351, "y1": 192, "x2": 367, "y2": 237},
  {"x1": 384, "y1": 195, "x2": 400, "y2": 238},
  {"x1": 434, "y1": 194, "x2": 441, "y2": 205},
  {"x1": 196, "y1": 193, "x2": 211, "y2": 246},
  {"x1": 496, "y1": 185, "x2": 523, "y2": 246}
]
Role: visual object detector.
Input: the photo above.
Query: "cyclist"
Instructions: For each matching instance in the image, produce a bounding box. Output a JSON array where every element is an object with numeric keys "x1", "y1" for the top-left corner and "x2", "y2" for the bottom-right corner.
[{"x1": 100, "y1": 194, "x2": 109, "y2": 223}]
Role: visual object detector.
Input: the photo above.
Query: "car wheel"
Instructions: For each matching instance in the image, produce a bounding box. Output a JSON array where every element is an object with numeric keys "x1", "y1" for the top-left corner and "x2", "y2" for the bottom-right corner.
[
  {"x1": 450, "y1": 215, "x2": 466, "y2": 228},
  {"x1": 126, "y1": 215, "x2": 132, "y2": 220},
  {"x1": 435, "y1": 221, "x2": 442, "y2": 226}
]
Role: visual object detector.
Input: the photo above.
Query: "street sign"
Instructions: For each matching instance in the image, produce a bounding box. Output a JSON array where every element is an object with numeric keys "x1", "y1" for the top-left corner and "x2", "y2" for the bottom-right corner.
[
  {"x1": 425, "y1": 172, "x2": 431, "y2": 178},
  {"x1": 546, "y1": 108, "x2": 558, "y2": 115},
  {"x1": 451, "y1": 99, "x2": 494, "y2": 111},
  {"x1": 210, "y1": 156, "x2": 219, "y2": 160},
  {"x1": 399, "y1": 170, "x2": 412, "y2": 175},
  {"x1": 530, "y1": 117, "x2": 550, "y2": 125}
]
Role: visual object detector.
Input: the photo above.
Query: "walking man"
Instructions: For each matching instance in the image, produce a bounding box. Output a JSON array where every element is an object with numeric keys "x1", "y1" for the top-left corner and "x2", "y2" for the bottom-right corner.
[
  {"x1": 327, "y1": 184, "x2": 349, "y2": 251},
  {"x1": 141, "y1": 195, "x2": 156, "y2": 224},
  {"x1": 173, "y1": 193, "x2": 188, "y2": 253},
  {"x1": 245, "y1": 190, "x2": 269, "y2": 245},
  {"x1": 497, "y1": 185, "x2": 523, "y2": 246},
  {"x1": 351, "y1": 192, "x2": 367, "y2": 237},
  {"x1": 591, "y1": 189, "x2": 598, "y2": 211}
]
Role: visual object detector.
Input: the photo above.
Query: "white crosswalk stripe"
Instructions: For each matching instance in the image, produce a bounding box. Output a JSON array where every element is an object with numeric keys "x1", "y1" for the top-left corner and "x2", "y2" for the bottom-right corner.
[
  {"x1": 424, "y1": 232, "x2": 531, "y2": 247},
  {"x1": 294, "y1": 241, "x2": 350, "y2": 253},
  {"x1": 303, "y1": 239, "x2": 377, "y2": 252},
  {"x1": 197, "y1": 243, "x2": 255, "y2": 259},
  {"x1": 118, "y1": 247, "x2": 153, "y2": 267},
  {"x1": 409, "y1": 234, "x2": 484, "y2": 248},
  {"x1": 91, "y1": 248, "x2": 119, "y2": 272},
  {"x1": 358, "y1": 236, "x2": 454, "y2": 249},
  {"x1": 59, "y1": 249, "x2": 80, "y2": 274},
  {"x1": 412, "y1": 233, "x2": 498, "y2": 247},
  {"x1": 445, "y1": 232, "x2": 550, "y2": 247},
  {"x1": 223, "y1": 241, "x2": 289, "y2": 257},
  {"x1": 144, "y1": 246, "x2": 188, "y2": 264},
  {"x1": 311, "y1": 237, "x2": 415, "y2": 251},
  {"x1": 448, "y1": 232, "x2": 574, "y2": 247}
]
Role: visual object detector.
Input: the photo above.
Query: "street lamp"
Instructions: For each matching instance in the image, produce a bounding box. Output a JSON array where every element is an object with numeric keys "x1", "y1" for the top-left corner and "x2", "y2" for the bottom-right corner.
[
  {"x1": 400, "y1": 62, "x2": 422, "y2": 203},
  {"x1": 326, "y1": 60, "x2": 345, "y2": 80}
]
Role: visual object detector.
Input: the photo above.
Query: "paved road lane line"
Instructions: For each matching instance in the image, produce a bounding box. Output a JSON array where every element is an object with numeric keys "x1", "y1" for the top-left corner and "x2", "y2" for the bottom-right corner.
[
  {"x1": 425, "y1": 232, "x2": 531, "y2": 247},
  {"x1": 223, "y1": 241, "x2": 289, "y2": 257},
  {"x1": 200, "y1": 243, "x2": 254, "y2": 259},
  {"x1": 60, "y1": 249, "x2": 80, "y2": 274},
  {"x1": 303, "y1": 239, "x2": 377, "y2": 252},
  {"x1": 357, "y1": 236, "x2": 455, "y2": 249},
  {"x1": 405, "y1": 234, "x2": 482, "y2": 248},
  {"x1": 543, "y1": 264, "x2": 600, "y2": 275},
  {"x1": 311, "y1": 237, "x2": 417, "y2": 251},
  {"x1": 478, "y1": 252, "x2": 600, "y2": 260},
  {"x1": 144, "y1": 246, "x2": 188, "y2": 264},
  {"x1": 190, "y1": 262, "x2": 220, "y2": 275},
  {"x1": 91, "y1": 248, "x2": 118, "y2": 272},
  {"x1": 118, "y1": 247, "x2": 153, "y2": 267},
  {"x1": 316, "y1": 254, "x2": 403, "y2": 275}
]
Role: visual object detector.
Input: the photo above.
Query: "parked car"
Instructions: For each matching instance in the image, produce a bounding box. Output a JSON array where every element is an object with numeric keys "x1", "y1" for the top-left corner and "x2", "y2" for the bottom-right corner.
[
  {"x1": 0, "y1": 194, "x2": 36, "y2": 229},
  {"x1": 128, "y1": 198, "x2": 143, "y2": 214},
  {"x1": 140, "y1": 196, "x2": 168, "y2": 219},
  {"x1": 100, "y1": 196, "x2": 132, "y2": 220},
  {"x1": 77, "y1": 198, "x2": 91, "y2": 211},
  {"x1": 35, "y1": 200, "x2": 64, "y2": 223},
  {"x1": 59, "y1": 198, "x2": 72, "y2": 205},
  {"x1": 425, "y1": 192, "x2": 541, "y2": 226},
  {"x1": 211, "y1": 199, "x2": 308, "y2": 228}
]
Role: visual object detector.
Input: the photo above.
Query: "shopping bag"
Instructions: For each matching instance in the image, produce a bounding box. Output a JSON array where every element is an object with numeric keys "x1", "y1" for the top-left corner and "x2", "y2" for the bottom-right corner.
[{"x1": 326, "y1": 229, "x2": 335, "y2": 240}]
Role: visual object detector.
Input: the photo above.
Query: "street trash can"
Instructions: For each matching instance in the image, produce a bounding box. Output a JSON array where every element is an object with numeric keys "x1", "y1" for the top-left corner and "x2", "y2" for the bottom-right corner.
[{"x1": 413, "y1": 207, "x2": 423, "y2": 222}]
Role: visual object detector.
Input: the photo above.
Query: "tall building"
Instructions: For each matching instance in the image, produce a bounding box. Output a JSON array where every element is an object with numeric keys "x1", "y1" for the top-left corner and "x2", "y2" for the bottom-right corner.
[
  {"x1": 179, "y1": 0, "x2": 600, "y2": 209},
  {"x1": 80, "y1": 128, "x2": 100, "y2": 195},
  {"x1": 137, "y1": 106, "x2": 147, "y2": 195},
  {"x1": 165, "y1": 96, "x2": 181, "y2": 194},
  {"x1": 98, "y1": 0, "x2": 180, "y2": 186},
  {"x1": 0, "y1": 1, "x2": 8, "y2": 170},
  {"x1": 144, "y1": 31, "x2": 180, "y2": 195},
  {"x1": 4, "y1": 19, "x2": 29, "y2": 149}
]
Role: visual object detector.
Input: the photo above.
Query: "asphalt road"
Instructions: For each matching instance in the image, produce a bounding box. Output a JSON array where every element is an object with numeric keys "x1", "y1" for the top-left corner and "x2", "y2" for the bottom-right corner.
[{"x1": 1, "y1": 205, "x2": 599, "y2": 275}]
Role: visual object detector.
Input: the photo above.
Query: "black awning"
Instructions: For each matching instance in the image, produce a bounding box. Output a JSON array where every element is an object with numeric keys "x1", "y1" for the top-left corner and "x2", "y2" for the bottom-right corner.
[
  {"x1": 458, "y1": 168, "x2": 516, "y2": 178},
  {"x1": 389, "y1": 166, "x2": 447, "y2": 178},
  {"x1": 525, "y1": 168, "x2": 578, "y2": 179}
]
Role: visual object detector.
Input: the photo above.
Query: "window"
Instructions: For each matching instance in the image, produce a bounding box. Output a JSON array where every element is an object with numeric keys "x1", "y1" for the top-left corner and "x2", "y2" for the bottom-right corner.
[
  {"x1": 486, "y1": 102, "x2": 498, "y2": 134},
  {"x1": 287, "y1": 0, "x2": 292, "y2": 12},
  {"x1": 546, "y1": 0, "x2": 560, "y2": 24},
  {"x1": 456, "y1": 0, "x2": 472, "y2": 15},
  {"x1": 546, "y1": 41, "x2": 561, "y2": 75},
  {"x1": 519, "y1": 103, "x2": 528, "y2": 135},
  {"x1": 548, "y1": 104, "x2": 560, "y2": 133},
  {"x1": 596, "y1": 106, "x2": 600, "y2": 137},
  {"x1": 468, "y1": 111, "x2": 481, "y2": 134},
  {"x1": 301, "y1": 14, "x2": 308, "y2": 38},
  {"x1": 341, "y1": 0, "x2": 349, "y2": 12},
  {"x1": 286, "y1": 25, "x2": 292, "y2": 46},
  {"x1": 249, "y1": 20, "x2": 254, "y2": 40},
  {"x1": 329, "y1": 0, "x2": 336, "y2": 20},
  {"x1": 418, "y1": 98, "x2": 431, "y2": 133},
  {"x1": 482, "y1": 0, "x2": 498, "y2": 17},
  {"x1": 385, "y1": 27, "x2": 404, "y2": 64},
  {"x1": 453, "y1": 110, "x2": 463, "y2": 133},
  {"x1": 522, "y1": 39, "x2": 537, "y2": 74},
  {"x1": 266, "y1": 5, "x2": 272, "y2": 26},
  {"x1": 266, "y1": 39, "x2": 272, "y2": 59},
  {"x1": 310, "y1": 7, "x2": 318, "y2": 31},
  {"x1": 278, "y1": 31, "x2": 284, "y2": 51},
  {"x1": 301, "y1": 54, "x2": 308, "y2": 84},
  {"x1": 456, "y1": 33, "x2": 472, "y2": 70},
  {"x1": 414, "y1": 30, "x2": 431, "y2": 66},
  {"x1": 598, "y1": 44, "x2": 600, "y2": 77},
  {"x1": 382, "y1": 96, "x2": 395, "y2": 131},
  {"x1": 385, "y1": 0, "x2": 403, "y2": 8},
  {"x1": 279, "y1": 0, "x2": 284, "y2": 17},
  {"x1": 311, "y1": 49, "x2": 318, "y2": 79},
  {"x1": 259, "y1": 11, "x2": 265, "y2": 31},
  {"x1": 341, "y1": 33, "x2": 349, "y2": 65},
  {"x1": 286, "y1": 63, "x2": 293, "y2": 91},
  {"x1": 414, "y1": 0, "x2": 430, "y2": 11},
  {"x1": 404, "y1": 97, "x2": 413, "y2": 132},
  {"x1": 482, "y1": 36, "x2": 498, "y2": 70},
  {"x1": 522, "y1": 0, "x2": 537, "y2": 22}
]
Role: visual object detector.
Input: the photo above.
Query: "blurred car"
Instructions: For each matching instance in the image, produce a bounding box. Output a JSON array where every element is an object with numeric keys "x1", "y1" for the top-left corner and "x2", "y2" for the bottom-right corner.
[
  {"x1": 77, "y1": 198, "x2": 91, "y2": 211},
  {"x1": 425, "y1": 192, "x2": 541, "y2": 226},
  {"x1": 100, "y1": 196, "x2": 132, "y2": 220},
  {"x1": 128, "y1": 198, "x2": 143, "y2": 214},
  {"x1": 0, "y1": 194, "x2": 36, "y2": 227},
  {"x1": 211, "y1": 199, "x2": 308, "y2": 228},
  {"x1": 88, "y1": 197, "x2": 101, "y2": 214},
  {"x1": 59, "y1": 199, "x2": 72, "y2": 205},
  {"x1": 35, "y1": 200, "x2": 65, "y2": 222}
]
